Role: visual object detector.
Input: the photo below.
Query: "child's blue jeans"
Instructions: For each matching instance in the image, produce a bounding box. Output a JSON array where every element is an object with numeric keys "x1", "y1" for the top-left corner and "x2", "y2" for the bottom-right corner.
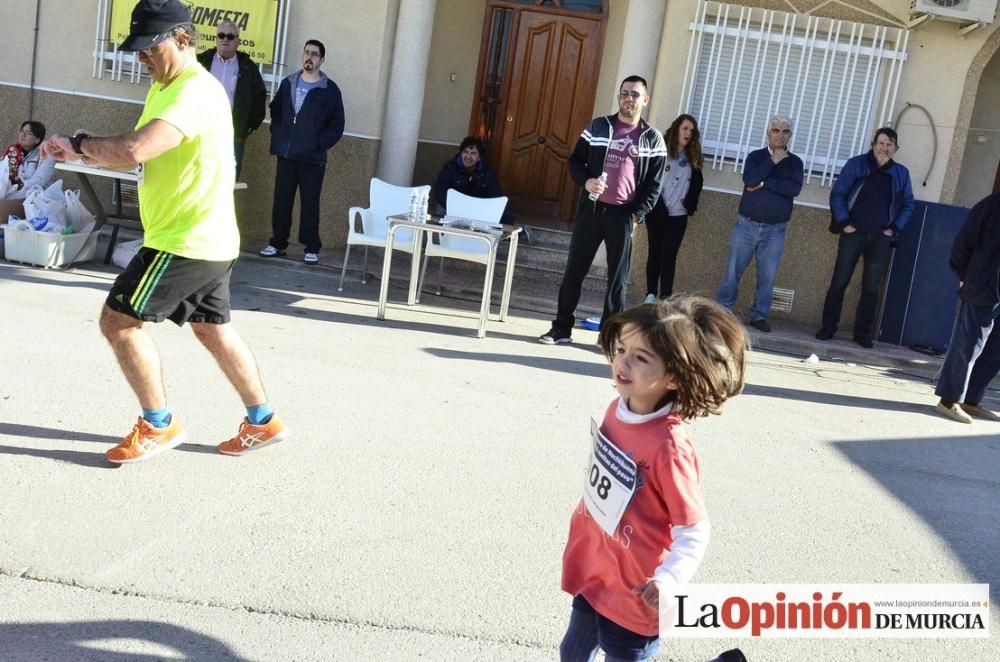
[{"x1": 559, "y1": 595, "x2": 661, "y2": 661}]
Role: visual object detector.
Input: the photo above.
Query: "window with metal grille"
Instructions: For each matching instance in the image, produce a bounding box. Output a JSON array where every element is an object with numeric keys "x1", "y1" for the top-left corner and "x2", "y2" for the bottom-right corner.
[{"x1": 678, "y1": 0, "x2": 909, "y2": 187}]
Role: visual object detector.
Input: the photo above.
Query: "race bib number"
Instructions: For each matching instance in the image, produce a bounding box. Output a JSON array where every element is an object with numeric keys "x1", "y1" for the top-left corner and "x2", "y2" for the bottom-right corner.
[
  {"x1": 583, "y1": 418, "x2": 638, "y2": 536},
  {"x1": 135, "y1": 163, "x2": 145, "y2": 187}
]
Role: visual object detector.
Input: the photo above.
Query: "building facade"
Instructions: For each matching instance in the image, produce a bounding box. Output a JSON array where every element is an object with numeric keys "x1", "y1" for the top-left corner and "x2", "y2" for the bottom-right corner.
[{"x1": 4, "y1": 0, "x2": 999, "y2": 328}]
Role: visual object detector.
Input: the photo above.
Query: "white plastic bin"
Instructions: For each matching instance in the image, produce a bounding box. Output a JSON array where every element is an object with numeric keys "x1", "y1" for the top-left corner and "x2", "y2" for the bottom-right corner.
[{"x1": 1, "y1": 223, "x2": 97, "y2": 268}]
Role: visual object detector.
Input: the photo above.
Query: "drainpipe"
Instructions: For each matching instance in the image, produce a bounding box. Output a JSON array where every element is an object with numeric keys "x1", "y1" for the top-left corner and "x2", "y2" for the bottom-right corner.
[{"x1": 28, "y1": 0, "x2": 41, "y2": 118}]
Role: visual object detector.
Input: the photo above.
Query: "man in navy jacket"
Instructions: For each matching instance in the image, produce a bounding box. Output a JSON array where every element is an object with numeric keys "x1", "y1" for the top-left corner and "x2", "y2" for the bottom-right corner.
[
  {"x1": 259, "y1": 39, "x2": 345, "y2": 264},
  {"x1": 933, "y1": 191, "x2": 1000, "y2": 424},
  {"x1": 716, "y1": 116, "x2": 804, "y2": 332},
  {"x1": 816, "y1": 128, "x2": 914, "y2": 348}
]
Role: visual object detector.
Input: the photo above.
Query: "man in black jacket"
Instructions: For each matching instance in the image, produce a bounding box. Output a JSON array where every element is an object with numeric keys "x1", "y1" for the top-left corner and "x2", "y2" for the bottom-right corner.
[
  {"x1": 259, "y1": 39, "x2": 345, "y2": 264},
  {"x1": 539, "y1": 75, "x2": 667, "y2": 345},
  {"x1": 934, "y1": 191, "x2": 1000, "y2": 423},
  {"x1": 196, "y1": 20, "x2": 266, "y2": 179},
  {"x1": 432, "y1": 136, "x2": 509, "y2": 222}
]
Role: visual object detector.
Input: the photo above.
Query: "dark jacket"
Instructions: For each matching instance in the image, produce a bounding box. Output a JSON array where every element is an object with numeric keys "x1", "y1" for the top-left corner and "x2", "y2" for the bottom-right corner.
[
  {"x1": 739, "y1": 147, "x2": 804, "y2": 224},
  {"x1": 950, "y1": 192, "x2": 1000, "y2": 308},
  {"x1": 830, "y1": 150, "x2": 914, "y2": 233},
  {"x1": 196, "y1": 49, "x2": 267, "y2": 141},
  {"x1": 568, "y1": 114, "x2": 667, "y2": 222},
  {"x1": 432, "y1": 156, "x2": 504, "y2": 210},
  {"x1": 269, "y1": 72, "x2": 346, "y2": 165}
]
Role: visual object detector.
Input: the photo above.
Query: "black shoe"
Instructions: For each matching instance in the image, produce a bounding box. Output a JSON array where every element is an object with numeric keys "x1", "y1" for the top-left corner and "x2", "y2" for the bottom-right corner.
[
  {"x1": 853, "y1": 335, "x2": 874, "y2": 349},
  {"x1": 539, "y1": 327, "x2": 572, "y2": 345},
  {"x1": 815, "y1": 327, "x2": 835, "y2": 340},
  {"x1": 749, "y1": 318, "x2": 772, "y2": 333}
]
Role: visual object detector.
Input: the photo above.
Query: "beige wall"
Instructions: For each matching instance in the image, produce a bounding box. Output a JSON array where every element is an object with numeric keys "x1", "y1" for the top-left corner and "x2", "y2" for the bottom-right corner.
[
  {"x1": 419, "y1": 0, "x2": 486, "y2": 143},
  {"x1": 953, "y1": 47, "x2": 1000, "y2": 207},
  {"x1": 1, "y1": 0, "x2": 398, "y2": 139}
]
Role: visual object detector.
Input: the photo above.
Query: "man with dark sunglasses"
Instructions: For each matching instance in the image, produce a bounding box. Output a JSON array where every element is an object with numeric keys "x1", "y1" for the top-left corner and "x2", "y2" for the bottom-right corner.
[
  {"x1": 196, "y1": 19, "x2": 266, "y2": 179},
  {"x1": 40, "y1": 0, "x2": 288, "y2": 463},
  {"x1": 539, "y1": 75, "x2": 667, "y2": 345}
]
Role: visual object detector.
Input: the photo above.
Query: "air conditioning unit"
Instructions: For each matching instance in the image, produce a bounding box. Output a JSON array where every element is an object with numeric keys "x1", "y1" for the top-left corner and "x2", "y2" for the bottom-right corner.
[{"x1": 911, "y1": 0, "x2": 998, "y2": 23}]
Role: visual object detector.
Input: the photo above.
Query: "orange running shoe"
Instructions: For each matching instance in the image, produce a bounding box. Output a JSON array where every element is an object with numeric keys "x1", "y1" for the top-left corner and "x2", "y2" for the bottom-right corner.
[
  {"x1": 106, "y1": 416, "x2": 187, "y2": 464},
  {"x1": 217, "y1": 416, "x2": 288, "y2": 456}
]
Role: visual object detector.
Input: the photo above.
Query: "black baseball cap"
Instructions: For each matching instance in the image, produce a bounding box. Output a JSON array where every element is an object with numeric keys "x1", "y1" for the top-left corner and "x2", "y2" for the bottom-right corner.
[{"x1": 118, "y1": 0, "x2": 192, "y2": 52}]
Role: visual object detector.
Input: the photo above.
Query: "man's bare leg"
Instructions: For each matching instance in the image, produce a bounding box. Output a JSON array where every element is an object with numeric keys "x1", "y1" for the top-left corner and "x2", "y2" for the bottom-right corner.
[
  {"x1": 190, "y1": 322, "x2": 267, "y2": 406},
  {"x1": 99, "y1": 305, "x2": 166, "y2": 409}
]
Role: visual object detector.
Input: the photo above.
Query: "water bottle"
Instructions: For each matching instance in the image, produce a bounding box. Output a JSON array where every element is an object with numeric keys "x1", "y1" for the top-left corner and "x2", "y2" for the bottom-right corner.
[
  {"x1": 589, "y1": 171, "x2": 608, "y2": 201},
  {"x1": 408, "y1": 190, "x2": 419, "y2": 222},
  {"x1": 705, "y1": 649, "x2": 747, "y2": 662},
  {"x1": 418, "y1": 190, "x2": 429, "y2": 222}
]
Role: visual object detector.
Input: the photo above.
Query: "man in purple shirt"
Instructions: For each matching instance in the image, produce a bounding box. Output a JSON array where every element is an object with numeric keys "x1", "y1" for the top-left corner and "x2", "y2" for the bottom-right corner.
[{"x1": 539, "y1": 76, "x2": 667, "y2": 345}]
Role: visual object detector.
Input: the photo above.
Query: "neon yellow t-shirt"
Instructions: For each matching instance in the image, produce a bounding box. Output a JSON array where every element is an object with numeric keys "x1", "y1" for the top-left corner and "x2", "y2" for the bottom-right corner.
[{"x1": 135, "y1": 65, "x2": 239, "y2": 261}]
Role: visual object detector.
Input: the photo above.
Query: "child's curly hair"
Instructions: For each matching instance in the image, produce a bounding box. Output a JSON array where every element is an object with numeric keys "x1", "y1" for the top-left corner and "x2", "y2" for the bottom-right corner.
[{"x1": 598, "y1": 295, "x2": 749, "y2": 419}]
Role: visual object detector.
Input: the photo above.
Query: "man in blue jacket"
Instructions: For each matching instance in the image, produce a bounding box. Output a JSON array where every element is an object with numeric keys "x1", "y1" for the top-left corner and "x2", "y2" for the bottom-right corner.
[
  {"x1": 933, "y1": 191, "x2": 1000, "y2": 424},
  {"x1": 816, "y1": 128, "x2": 914, "y2": 348},
  {"x1": 259, "y1": 39, "x2": 345, "y2": 264},
  {"x1": 716, "y1": 116, "x2": 804, "y2": 333}
]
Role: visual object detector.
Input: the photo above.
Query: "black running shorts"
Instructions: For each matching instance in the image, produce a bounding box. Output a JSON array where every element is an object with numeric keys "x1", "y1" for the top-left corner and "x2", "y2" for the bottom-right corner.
[{"x1": 106, "y1": 247, "x2": 236, "y2": 325}]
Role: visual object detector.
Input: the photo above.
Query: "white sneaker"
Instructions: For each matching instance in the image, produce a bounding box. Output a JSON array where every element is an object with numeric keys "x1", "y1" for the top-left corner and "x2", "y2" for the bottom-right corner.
[
  {"x1": 644, "y1": 293, "x2": 657, "y2": 304},
  {"x1": 259, "y1": 245, "x2": 285, "y2": 257},
  {"x1": 304, "y1": 252, "x2": 319, "y2": 264}
]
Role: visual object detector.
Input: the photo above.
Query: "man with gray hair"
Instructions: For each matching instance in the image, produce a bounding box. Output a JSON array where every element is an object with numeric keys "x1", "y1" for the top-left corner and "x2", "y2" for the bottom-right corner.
[
  {"x1": 716, "y1": 115, "x2": 803, "y2": 332},
  {"x1": 197, "y1": 19, "x2": 266, "y2": 179},
  {"x1": 40, "y1": 0, "x2": 287, "y2": 463}
]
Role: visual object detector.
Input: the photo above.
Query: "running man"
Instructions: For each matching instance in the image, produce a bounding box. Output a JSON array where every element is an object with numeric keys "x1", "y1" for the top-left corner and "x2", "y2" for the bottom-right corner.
[{"x1": 41, "y1": 0, "x2": 287, "y2": 463}]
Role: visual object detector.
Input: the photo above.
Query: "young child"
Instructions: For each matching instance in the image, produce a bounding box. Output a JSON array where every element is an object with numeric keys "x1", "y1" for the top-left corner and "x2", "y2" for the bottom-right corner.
[{"x1": 560, "y1": 295, "x2": 748, "y2": 661}]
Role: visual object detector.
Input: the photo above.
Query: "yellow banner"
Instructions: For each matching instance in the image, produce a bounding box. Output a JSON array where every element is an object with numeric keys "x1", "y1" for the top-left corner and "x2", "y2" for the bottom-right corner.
[{"x1": 109, "y1": 0, "x2": 280, "y2": 64}]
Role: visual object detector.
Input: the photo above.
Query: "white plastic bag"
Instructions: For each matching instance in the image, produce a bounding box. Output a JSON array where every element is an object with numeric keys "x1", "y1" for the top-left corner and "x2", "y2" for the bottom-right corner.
[
  {"x1": 65, "y1": 189, "x2": 96, "y2": 234},
  {"x1": 23, "y1": 185, "x2": 68, "y2": 233},
  {"x1": 0, "y1": 158, "x2": 15, "y2": 199},
  {"x1": 112, "y1": 238, "x2": 143, "y2": 269}
]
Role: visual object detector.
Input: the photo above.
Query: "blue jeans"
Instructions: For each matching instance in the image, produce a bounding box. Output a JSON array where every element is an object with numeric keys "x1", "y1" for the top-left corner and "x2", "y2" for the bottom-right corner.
[
  {"x1": 716, "y1": 215, "x2": 788, "y2": 321},
  {"x1": 935, "y1": 300, "x2": 1000, "y2": 404},
  {"x1": 559, "y1": 596, "x2": 661, "y2": 662}
]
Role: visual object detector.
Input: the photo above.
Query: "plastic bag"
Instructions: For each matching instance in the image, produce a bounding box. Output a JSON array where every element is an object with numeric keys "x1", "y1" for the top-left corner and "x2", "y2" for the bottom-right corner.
[
  {"x1": 0, "y1": 158, "x2": 14, "y2": 199},
  {"x1": 65, "y1": 189, "x2": 96, "y2": 234},
  {"x1": 23, "y1": 185, "x2": 68, "y2": 233},
  {"x1": 112, "y1": 238, "x2": 143, "y2": 269}
]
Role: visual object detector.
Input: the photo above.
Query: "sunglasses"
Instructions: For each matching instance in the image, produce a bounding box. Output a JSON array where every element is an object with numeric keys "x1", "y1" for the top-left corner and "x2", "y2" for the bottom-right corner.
[
  {"x1": 217, "y1": 33, "x2": 238, "y2": 40},
  {"x1": 618, "y1": 90, "x2": 643, "y2": 100}
]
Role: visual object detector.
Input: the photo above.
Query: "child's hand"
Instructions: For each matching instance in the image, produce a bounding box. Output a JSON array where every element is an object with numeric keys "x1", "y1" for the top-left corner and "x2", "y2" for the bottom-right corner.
[{"x1": 633, "y1": 579, "x2": 661, "y2": 611}]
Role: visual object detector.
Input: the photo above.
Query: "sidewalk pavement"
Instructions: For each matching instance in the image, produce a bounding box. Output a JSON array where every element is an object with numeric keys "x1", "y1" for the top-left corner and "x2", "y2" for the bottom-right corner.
[{"x1": 253, "y1": 245, "x2": 949, "y2": 379}]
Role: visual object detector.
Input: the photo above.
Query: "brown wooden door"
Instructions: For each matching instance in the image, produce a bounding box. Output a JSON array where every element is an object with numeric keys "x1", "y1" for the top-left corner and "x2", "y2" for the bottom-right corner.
[{"x1": 473, "y1": 5, "x2": 605, "y2": 223}]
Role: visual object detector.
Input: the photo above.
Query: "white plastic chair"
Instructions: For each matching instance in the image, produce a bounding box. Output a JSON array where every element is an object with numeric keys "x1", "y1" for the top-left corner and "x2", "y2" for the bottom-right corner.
[
  {"x1": 338, "y1": 178, "x2": 431, "y2": 291},
  {"x1": 419, "y1": 190, "x2": 509, "y2": 295}
]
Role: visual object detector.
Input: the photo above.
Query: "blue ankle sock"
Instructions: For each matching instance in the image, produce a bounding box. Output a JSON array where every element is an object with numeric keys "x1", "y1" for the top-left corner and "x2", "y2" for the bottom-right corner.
[
  {"x1": 246, "y1": 403, "x2": 274, "y2": 426},
  {"x1": 142, "y1": 408, "x2": 172, "y2": 429}
]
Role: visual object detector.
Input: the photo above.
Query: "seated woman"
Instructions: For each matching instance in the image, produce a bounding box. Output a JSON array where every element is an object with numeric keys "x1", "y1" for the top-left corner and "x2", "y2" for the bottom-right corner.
[
  {"x1": 4, "y1": 121, "x2": 56, "y2": 194},
  {"x1": 643, "y1": 114, "x2": 704, "y2": 302},
  {"x1": 432, "y1": 136, "x2": 512, "y2": 223}
]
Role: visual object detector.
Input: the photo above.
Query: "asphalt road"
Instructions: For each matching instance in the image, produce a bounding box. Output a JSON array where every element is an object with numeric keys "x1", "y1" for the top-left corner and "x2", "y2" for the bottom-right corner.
[{"x1": 0, "y1": 257, "x2": 996, "y2": 661}]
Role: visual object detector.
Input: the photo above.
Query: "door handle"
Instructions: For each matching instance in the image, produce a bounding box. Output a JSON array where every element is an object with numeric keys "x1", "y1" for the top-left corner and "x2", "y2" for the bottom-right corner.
[
  {"x1": 506, "y1": 115, "x2": 513, "y2": 122},
  {"x1": 537, "y1": 136, "x2": 546, "y2": 144}
]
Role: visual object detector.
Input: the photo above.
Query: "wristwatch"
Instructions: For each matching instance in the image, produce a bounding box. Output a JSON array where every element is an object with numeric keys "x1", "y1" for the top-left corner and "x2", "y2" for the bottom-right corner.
[{"x1": 70, "y1": 132, "x2": 90, "y2": 155}]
